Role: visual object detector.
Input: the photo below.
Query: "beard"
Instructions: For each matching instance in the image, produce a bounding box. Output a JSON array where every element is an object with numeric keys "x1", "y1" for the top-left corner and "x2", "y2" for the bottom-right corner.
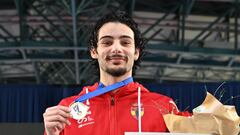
[
  {"x1": 105, "y1": 67, "x2": 127, "y2": 77},
  {"x1": 103, "y1": 54, "x2": 128, "y2": 77}
]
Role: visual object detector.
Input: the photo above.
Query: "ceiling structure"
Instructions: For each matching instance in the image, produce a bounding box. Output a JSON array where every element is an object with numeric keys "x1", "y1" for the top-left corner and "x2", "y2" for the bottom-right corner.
[{"x1": 0, "y1": 0, "x2": 239, "y2": 84}]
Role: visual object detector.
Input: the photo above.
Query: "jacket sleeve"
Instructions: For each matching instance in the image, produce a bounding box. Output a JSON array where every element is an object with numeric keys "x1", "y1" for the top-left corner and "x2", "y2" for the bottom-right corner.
[{"x1": 168, "y1": 99, "x2": 192, "y2": 117}]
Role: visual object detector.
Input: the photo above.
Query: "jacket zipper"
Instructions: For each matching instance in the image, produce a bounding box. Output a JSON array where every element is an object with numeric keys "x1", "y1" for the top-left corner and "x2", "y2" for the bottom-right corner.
[
  {"x1": 110, "y1": 95, "x2": 116, "y2": 135},
  {"x1": 111, "y1": 96, "x2": 115, "y2": 105}
]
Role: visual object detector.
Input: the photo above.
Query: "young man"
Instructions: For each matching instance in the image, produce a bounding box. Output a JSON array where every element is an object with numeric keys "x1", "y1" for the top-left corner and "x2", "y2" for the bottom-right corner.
[{"x1": 43, "y1": 11, "x2": 180, "y2": 135}]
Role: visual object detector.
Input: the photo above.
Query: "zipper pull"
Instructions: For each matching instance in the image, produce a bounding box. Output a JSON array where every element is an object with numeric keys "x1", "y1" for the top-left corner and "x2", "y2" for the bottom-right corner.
[{"x1": 111, "y1": 96, "x2": 115, "y2": 105}]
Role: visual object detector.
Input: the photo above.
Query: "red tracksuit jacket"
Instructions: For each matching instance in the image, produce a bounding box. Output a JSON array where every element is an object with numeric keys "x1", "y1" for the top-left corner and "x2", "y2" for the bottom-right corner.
[{"x1": 47, "y1": 82, "x2": 180, "y2": 135}]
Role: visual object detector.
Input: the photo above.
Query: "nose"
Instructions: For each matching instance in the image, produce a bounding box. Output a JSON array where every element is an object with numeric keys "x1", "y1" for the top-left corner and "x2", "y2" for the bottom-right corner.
[{"x1": 111, "y1": 41, "x2": 123, "y2": 54}]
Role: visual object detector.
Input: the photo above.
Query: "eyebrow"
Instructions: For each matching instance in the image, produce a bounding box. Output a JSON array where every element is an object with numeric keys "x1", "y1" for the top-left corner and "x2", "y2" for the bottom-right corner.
[{"x1": 99, "y1": 35, "x2": 133, "y2": 40}]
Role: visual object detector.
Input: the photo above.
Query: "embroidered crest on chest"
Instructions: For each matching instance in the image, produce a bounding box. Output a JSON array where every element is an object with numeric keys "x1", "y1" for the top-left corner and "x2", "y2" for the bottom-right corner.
[{"x1": 130, "y1": 103, "x2": 144, "y2": 119}]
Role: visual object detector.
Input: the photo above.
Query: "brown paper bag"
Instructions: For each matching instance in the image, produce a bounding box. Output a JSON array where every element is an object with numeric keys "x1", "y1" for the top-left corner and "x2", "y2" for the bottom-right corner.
[{"x1": 164, "y1": 92, "x2": 240, "y2": 135}]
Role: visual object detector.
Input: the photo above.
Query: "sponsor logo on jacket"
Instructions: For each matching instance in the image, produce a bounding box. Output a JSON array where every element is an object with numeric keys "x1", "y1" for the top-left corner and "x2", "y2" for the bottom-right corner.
[{"x1": 77, "y1": 110, "x2": 95, "y2": 128}]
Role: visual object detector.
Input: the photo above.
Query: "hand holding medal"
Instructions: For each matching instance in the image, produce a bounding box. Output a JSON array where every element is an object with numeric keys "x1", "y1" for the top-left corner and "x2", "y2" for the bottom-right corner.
[{"x1": 43, "y1": 105, "x2": 72, "y2": 135}]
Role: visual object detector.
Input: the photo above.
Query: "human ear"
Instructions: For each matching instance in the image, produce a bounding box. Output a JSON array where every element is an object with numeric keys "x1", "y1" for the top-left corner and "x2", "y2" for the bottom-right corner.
[
  {"x1": 90, "y1": 48, "x2": 98, "y2": 59},
  {"x1": 134, "y1": 48, "x2": 140, "y2": 61}
]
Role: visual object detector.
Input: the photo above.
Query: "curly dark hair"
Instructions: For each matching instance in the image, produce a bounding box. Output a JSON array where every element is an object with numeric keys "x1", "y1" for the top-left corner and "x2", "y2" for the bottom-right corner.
[{"x1": 89, "y1": 11, "x2": 145, "y2": 77}]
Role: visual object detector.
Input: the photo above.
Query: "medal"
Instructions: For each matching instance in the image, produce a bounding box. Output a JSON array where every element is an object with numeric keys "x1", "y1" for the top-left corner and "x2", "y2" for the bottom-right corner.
[{"x1": 69, "y1": 102, "x2": 89, "y2": 120}]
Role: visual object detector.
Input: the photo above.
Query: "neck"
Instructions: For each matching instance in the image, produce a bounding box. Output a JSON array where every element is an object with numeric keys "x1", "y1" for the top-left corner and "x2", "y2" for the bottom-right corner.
[{"x1": 100, "y1": 72, "x2": 132, "y2": 86}]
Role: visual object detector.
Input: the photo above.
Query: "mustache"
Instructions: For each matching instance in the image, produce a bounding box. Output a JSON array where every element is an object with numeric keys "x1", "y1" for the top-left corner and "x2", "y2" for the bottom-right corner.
[{"x1": 106, "y1": 54, "x2": 127, "y2": 60}]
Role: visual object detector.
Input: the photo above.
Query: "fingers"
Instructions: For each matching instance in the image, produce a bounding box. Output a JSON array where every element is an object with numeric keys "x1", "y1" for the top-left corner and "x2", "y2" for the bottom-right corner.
[
  {"x1": 45, "y1": 121, "x2": 66, "y2": 131},
  {"x1": 44, "y1": 106, "x2": 72, "y2": 119},
  {"x1": 43, "y1": 105, "x2": 72, "y2": 134},
  {"x1": 45, "y1": 115, "x2": 71, "y2": 125}
]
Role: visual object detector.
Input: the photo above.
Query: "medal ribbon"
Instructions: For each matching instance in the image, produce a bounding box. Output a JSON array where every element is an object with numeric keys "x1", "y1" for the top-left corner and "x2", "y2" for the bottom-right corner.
[{"x1": 75, "y1": 77, "x2": 133, "y2": 102}]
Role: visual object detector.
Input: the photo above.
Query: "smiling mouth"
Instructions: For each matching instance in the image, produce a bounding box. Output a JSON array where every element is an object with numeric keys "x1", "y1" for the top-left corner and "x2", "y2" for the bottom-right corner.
[
  {"x1": 106, "y1": 55, "x2": 127, "y2": 63},
  {"x1": 109, "y1": 57, "x2": 125, "y2": 60}
]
